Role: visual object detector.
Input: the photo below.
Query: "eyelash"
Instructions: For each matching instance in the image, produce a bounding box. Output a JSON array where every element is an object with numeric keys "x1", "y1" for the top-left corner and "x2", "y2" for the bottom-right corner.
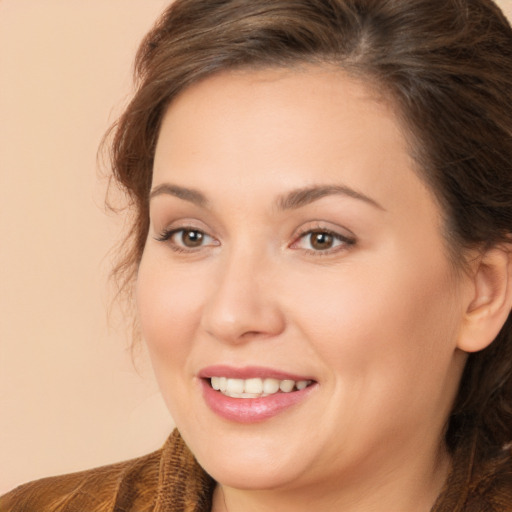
[
  {"x1": 154, "y1": 227, "x2": 216, "y2": 253},
  {"x1": 154, "y1": 226, "x2": 356, "y2": 255},
  {"x1": 292, "y1": 227, "x2": 356, "y2": 255}
]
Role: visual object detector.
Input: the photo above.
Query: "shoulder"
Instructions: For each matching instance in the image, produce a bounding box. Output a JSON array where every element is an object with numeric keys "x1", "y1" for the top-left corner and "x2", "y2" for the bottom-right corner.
[
  {"x1": 0, "y1": 430, "x2": 214, "y2": 512},
  {"x1": 0, "y1": 447, "x2": 163, "y2": 512}
]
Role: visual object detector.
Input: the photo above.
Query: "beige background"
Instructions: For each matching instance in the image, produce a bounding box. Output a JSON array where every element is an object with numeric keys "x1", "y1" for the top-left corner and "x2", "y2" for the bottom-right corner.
[
  {"x1": 1, "y1": 0, "x2": 512, "y2": 494},
  {"x1": 0, "y1": 0, "x2": 173, "y2": 493}
]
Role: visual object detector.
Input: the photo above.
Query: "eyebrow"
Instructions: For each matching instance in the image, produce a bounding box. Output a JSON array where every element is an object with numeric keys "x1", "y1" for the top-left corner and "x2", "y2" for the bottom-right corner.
[
  {"x1": 149, "y1": 182, "x2": 384, "y2": 211},
  {"x1": 276, "y1": 184, "x2": 385, "y2": 211},
  {"x1": 150, "y1": 183, "x2": 208, "y2": 207}
]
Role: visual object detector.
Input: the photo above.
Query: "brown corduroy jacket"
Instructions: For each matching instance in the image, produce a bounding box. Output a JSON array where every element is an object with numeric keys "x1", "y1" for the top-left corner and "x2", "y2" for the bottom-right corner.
[
  {"x1": 0, "y1": 430, "x2": 214, "y2": 512},
  {"x1": 1, "y1": 430, "x2": 511, "y2": 511}
]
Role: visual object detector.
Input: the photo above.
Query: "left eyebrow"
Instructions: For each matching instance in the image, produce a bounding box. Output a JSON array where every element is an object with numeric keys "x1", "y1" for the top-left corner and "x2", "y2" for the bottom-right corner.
[
  {"x1": 149, "y1": 183, "x2": 208, "y2": 208},
  {"x1": 275, "y1": 184, "x2": 385, "y2": 211}
]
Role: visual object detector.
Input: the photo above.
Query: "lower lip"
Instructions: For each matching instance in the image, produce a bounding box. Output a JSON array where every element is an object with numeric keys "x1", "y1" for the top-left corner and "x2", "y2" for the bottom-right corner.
[{"x1": 200, "y1": 379, "x2": 316, "y2": 423}]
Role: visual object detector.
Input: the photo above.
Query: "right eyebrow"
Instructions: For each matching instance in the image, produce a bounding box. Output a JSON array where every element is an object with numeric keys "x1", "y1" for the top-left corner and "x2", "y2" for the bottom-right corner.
[{"x1": 149, "y1": 183, "x2": 209, "y2": 208}]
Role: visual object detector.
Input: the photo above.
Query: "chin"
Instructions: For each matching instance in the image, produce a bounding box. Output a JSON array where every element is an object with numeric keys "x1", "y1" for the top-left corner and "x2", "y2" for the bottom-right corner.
[
  {"x1": 201, "y1": 453, "x2": 307, "y2": 491},
  {"x1": 178, "y1": 421, "x2": 312, "y2": 491}
]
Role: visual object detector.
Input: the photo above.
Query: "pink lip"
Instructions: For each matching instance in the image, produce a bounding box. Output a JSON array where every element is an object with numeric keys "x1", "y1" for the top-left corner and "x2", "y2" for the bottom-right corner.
[{"x1": 198, "y1": 366, "x2": 317, "y2": 423}]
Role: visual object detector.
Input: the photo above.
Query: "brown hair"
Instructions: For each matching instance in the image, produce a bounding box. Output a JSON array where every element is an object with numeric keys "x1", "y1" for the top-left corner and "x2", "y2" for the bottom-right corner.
[{"x1": 107, "y1": 0, "x2": 512, "y2": 482}]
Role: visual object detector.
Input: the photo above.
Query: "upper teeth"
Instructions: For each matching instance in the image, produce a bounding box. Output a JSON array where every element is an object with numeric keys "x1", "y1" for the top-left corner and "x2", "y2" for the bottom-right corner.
[{"x1": 210, "y1": 377, "x2": 311, "y2": 398}]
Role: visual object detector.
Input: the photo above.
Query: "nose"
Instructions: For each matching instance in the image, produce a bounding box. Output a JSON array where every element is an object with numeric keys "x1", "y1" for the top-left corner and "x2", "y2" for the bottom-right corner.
[{"x1": 200, "y1": 250, "x2": 286, "y2": 344}]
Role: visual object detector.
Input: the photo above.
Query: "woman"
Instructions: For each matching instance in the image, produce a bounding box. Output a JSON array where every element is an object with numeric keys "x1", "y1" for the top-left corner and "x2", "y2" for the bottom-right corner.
[{"x1": 2, "y1": 0, "x2": 512, "y2": 510}]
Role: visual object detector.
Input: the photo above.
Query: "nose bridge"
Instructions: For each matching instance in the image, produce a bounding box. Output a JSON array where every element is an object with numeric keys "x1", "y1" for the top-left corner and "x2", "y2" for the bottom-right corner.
[{"x1": 201, "y1": 243, "x2": 284, "y2": 343}]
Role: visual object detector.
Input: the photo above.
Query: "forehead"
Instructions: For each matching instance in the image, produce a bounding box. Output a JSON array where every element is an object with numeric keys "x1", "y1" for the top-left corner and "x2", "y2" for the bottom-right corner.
[
  {"x1": 152, "y1": 66, "x2": 434, "y2": 217},
  {"x1": 157, "y1": 66, "x2": 398, "y2": 155}
]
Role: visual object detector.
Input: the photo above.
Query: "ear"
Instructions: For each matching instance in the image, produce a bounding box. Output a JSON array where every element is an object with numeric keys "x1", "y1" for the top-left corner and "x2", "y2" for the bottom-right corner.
[{"x1": 457, "y1": 245, "x2": 512, "y2": 353}]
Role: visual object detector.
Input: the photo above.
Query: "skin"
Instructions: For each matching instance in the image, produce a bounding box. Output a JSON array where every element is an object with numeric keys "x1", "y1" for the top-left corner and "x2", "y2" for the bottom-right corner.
[{"x1": 137, "y1": 66, "x2": 476, "y2": 511}]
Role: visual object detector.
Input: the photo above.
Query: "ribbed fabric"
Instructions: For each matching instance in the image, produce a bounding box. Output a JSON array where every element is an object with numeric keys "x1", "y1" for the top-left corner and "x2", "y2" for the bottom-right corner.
[
  {"x1": 1, "y1": 429, "x2": 510, "y2": 511},
  {"x1": 0, "y1": 431, "x2": 214, "y2": 512}
]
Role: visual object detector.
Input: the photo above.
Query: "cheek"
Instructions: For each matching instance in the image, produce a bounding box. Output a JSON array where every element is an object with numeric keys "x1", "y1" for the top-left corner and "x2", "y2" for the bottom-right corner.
[
  {"x1": 136, "y1": 255, "x2": 205, "y2": 369},
  {"x1": 289, "y1": 261, "x2": 464, "y2": 454},
  {"x1": 288, "y1": 253, "x2": 462, "y2": 393},
  {"x1": 136, "y1": 254, "x2": 214, "y2": 423}
]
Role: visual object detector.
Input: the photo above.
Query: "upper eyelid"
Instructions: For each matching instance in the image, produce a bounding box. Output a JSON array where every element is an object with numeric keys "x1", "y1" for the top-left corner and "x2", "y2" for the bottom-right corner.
[
  {"x1": 151, "y1": 213, "x2": 220, "y2": 235},
  {"x1": 153, "y1": 218, "x2": 211, "y2": 235},
  {"x1": 293, "y1": 221, "x2": 356, "y2": 240},
  {"x1": 297, "y1": 226, "x2": 352, "y2": 237}
]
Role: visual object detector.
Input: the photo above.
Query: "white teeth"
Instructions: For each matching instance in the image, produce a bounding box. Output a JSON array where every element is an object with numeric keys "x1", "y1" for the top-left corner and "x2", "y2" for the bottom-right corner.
[
  {"x1": 210, "y1": 376, "x2": 312, "y2": 397},
  {"x1": 244, "y1": 378, "x2": 263, "y2": 394},
  {"x1": 226, "y1": 378, "x2": 244, "y2": 394},
  {"x1": 296, "y1": 380, "x2": 308, "y2": 390},
  {"x1": 263, "y1": 378, "x2": 280, "y2": 394},
  {"x1": 279, "y1": 379, "x2": 295, "y2": 393},
  {"x1": 211, "y1": 376, "x2": 221, "y2": 390}
]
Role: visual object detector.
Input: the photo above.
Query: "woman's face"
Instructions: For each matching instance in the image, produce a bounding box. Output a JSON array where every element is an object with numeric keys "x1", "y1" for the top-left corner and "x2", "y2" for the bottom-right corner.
[{"x1": 137, "y1": 67, "x2": 469, "y2": 493}]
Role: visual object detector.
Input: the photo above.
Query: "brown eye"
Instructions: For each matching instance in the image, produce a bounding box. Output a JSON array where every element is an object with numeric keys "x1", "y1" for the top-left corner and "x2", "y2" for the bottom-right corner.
[
  {"x1": 155, "y1": 226, "x2": 218, "y2": 251},
  {"x1": 293, "y1": 228, "x2": 355, "y2": 254},
  {"x1": 180, "y1": 229, "x2": 204, "y2": 247},
  {"x1": 309, "y1": 231, "x2": 334, "y2": 250}
]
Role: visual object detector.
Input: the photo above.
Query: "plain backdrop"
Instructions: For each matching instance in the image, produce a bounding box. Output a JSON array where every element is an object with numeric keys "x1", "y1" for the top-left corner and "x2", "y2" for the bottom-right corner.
[
  {"x1": 0, "y1": 0, "x2": 172, "y2": 493},
  {"x1": 1, "y1": 0, "x2": 512, "y2": 494}
]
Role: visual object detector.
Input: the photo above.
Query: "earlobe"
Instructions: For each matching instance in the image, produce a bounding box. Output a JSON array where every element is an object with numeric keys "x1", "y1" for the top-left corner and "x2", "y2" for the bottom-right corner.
[{"x1": 457, "y1": 246, "x2": 512, "y2": 353}]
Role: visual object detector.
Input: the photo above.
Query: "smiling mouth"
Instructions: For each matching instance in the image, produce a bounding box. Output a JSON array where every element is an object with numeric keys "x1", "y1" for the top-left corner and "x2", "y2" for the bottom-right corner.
[{"x1": 208, "y1": 377, "x2": 314, "y2": 398}]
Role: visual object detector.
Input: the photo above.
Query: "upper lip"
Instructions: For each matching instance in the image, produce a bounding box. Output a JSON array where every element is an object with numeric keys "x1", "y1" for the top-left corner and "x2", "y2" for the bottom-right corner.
[{"x1": 198, "y1": 365, "x2": 316, "y2": 382}]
